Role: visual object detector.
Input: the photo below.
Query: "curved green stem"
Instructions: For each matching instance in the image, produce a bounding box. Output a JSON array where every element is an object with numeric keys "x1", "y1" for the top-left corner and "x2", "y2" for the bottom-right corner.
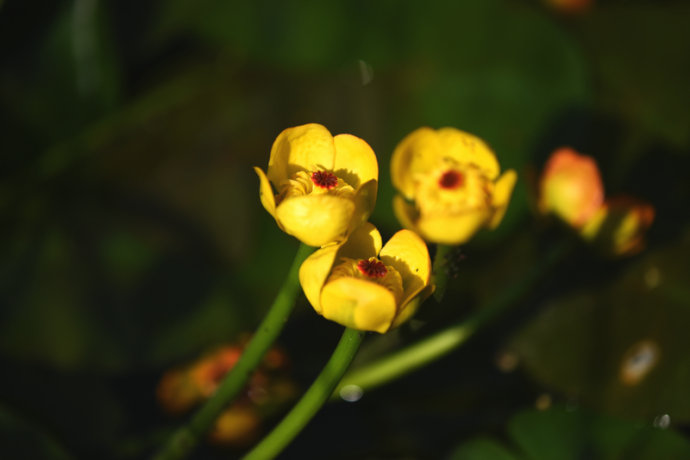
[
  {"x1": 334, "y1": 240, "x2": 572, "y2": 396},
  {"x1": 152, "y1": 243, "x2": 313, "y2": 460},
  {"x1": 243, "y1": 328, "x2": 364, "y2": 460}
]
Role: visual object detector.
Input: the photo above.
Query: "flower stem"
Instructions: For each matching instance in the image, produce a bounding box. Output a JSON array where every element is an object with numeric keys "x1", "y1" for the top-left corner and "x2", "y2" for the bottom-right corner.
[
  {"x1": 333, "y1": 240, "x2": 572, "y2": 396},
  {"x1": 152, "y1": 243, "x2": 313, "y2": 460},
  {"x1": 432, "y1": 244, "x2": 452, "y2": 302},
  {"x1": 243, "y1": 328, "x2": 364, "y2": 460}
]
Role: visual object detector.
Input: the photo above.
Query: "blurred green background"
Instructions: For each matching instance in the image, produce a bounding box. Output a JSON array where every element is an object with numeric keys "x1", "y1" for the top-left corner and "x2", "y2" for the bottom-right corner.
[{"x1": 2, "y1": 0, "x2": 690, "y2": 458}]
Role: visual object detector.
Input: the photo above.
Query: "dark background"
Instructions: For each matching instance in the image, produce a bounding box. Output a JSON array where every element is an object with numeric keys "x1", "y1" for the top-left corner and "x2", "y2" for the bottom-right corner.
[{"x1": 2, "y1": 0, "x2": 690, "y2": 458}]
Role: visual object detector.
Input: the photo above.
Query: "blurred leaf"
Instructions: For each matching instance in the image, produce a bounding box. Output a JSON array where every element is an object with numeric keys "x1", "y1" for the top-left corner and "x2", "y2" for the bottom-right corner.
[
  {"x1": 578, "y1": 5, "x2": 690, "y2": 150},
  {"x1": 147, "y1": 282, "x2": 245, "y2": 366},
  {"x1": 0, "y1": 228, "x2": 100, "y2": 370},
  {"x1": 449, "y1": 407, "x2": 690, "y2": 460},
  {"x1": 0, "y1": 405, "x2": 73, "y2": 460},
  {"x1": 510, "y1": 229, "x2": 690, "y2": 420},
  {"x1": 448, "y1": 437, "x2": 519, "y2": 460},
  {"x1": 1, "y1": 1, "x2": 121, "y2": 152},
  {"x1": 509, "y1": 407, "x2": 690, "y2": 460}
]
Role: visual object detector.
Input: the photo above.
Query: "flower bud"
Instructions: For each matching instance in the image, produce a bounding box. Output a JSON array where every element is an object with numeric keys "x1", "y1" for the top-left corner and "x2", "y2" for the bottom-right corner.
[
  {"x1": 538, "y1": 147, "x2": 604, "y2": 229},
  {"x1": 580, "y1": 196, "x2": 655, "y2": 256}
]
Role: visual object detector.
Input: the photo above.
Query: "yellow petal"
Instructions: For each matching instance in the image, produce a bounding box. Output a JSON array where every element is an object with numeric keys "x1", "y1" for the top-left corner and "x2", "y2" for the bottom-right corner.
[
  {"x1": 349, "y1": 179, "x2": 378, "y2": 234},
  {"x1": 392, "y1": 194, "x2": 420, "y2": 232},
  {"x1": 379, "y1": 229, "x2": 431, "y2": 309},
  {"x1": 267, "y1": 124, "x2": 336, "y2": 186},
  {"x1": 320, "y1": 277, "x2": 397, "y2": 333},
  {"x1": 333, "y1": 134, "x2": 379, "y2": 190},
  {"x1": 488, "y1": 169, "x2": 518, "y2": 229},
  {"x1": 299, "y1": 243, "x2": 341, "y2": 314},
  {"x1": 390, "y1": 127, "x2": 440, "y2": 199},
  {"x1": 276, "y1": 194, "x2": 355, "y2": 247},
  {"x1": 437, "y1": 128, "x2": 500, "y2": 180},
  {"x1": 254, "y1": 167, "x2": 277, "y2": 218},
  {"x1": 416, "y1": 209, "x2": 490, "y2": 245},
  {"x1": 390, "y1": 283, "x2": 434, "y2": 329},
  {"x1": 298, "y1": 222, "x2": 381, "y2": 315},
  {"x1": 339, "y1": 222, "x2": 382, "y2": 260}
]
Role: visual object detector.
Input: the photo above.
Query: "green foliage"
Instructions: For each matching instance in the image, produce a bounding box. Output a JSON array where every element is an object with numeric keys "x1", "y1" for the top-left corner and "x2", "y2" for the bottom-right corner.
[
  {"x1": 511, "y1": 231, "x2": 690, "y2": 420},
  {"x1": 450, "y1": 407, "x2": 690, "y2": 460},
  {"x1": 449, "y1": 437, "x2": 519, "y2": 460},
  {"x1": 0, "y1": 405, "x2": 73, "y2": 460},
  {"x1": 1, "y1": 0, "x2": 689, "y2": 457}
]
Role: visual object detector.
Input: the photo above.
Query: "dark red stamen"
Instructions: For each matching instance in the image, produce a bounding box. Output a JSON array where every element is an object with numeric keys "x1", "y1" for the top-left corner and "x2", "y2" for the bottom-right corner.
[
  {"x1": 438, "y1": 170, "x2": 464, "y2": 189},
  {"x1": 311, "y1": 171, "x2": 338, "y2": 189},
  {"x1": 357, "y1": 259, "x2": 388, "y2": 278}
]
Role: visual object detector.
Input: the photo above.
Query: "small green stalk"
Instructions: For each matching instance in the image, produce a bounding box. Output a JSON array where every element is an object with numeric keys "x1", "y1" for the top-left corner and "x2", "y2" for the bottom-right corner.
[
  {"x1": 243, "y1": 328, "x2": 364, "y2": 460},
  {"x1": 432, "y1": 244, "x2": 452, "y2": 302},
  {"x1": 152, "y1": 243, "x2": 313, "y2": 460}
]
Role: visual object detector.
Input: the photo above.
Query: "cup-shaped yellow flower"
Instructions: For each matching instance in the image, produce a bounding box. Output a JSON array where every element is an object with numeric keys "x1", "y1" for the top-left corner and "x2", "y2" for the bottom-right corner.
[
  {"x1": 255, "y1": 123, "x2": 378, "y2": 247},
  {"x1": 538, "y1": 147, "x2": 604, "y2": 228},
  {"x1": 390, "y1": 127, "x2": 517, "y2": 245},
  {"x1": 299, "y1": 223, "x2": 433, "y2": 333},
  {"x1": 581, "y1": 196, "x2": 655, "y2": 256}
]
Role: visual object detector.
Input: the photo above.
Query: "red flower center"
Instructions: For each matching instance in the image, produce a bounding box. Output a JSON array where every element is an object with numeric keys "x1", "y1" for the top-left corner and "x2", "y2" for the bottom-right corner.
[
  {"x1": 438, "y1": 170, "x2": 464, "y2": 189},
  {"x1": 357, "y1": 259, "x2": 388, "y2": 278},
  {"x1": 311, "y1": 171, "x2": 338, "y2": 189}
]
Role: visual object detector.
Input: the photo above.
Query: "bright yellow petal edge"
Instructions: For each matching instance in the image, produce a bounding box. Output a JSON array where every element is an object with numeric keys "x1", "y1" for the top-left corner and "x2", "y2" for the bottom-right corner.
[
  {"x1": 379, "y1": 229, "x2": 431, "y2": 307},
  {"x1": 489, "y1": 169, "x2": 518, "y2": 229},
  {"x1": 298, "y1": 244, "x2": 340, "y2": 314},
  {"x1": 267, "y1": 123, "x2": 336, "y2": 186},
  {"x1": 254, "y1": 167, "x2": 277, "y2": 219},
  {"x1": 299, "y1": 223, "x2": 382, "y2": 315},
  {"x1": 417, "y1": 210, "x2": 491, "y2": 246},
  {"x1": 333, "y1": 134, "x2": 378, "y2": 190},
  {"x1": 436, "y1": 127, "x2": 500, "y2": 180},
  {"x1": 390, "y1": 127, "x2": 440, "y2": 200}
]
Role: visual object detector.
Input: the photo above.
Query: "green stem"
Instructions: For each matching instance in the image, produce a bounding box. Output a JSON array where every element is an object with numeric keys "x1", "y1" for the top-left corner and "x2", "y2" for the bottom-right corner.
[
  {"x1": 432, "y1": 244, "x2": 452, "y2": 302},
  {"x1": 243, "y1": 328, "x2": 364, "y2": 460},
  {"x1": 152, "y1": 243, "x2": 313, "y2": 460},
  {"x1": 333, "y1": 240, "x2": 572, "y2": 396}
]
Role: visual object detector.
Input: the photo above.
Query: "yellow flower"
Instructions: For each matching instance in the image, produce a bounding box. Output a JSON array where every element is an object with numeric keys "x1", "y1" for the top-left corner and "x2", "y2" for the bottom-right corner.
[
  {"x1": 538, "y1": 147, "x2": 604, "y2": 228},
  {"x1": 255, "y1": 123, "x2": 378, "y2": 247},
  {"x1": 299, "y1": 223, "x2": 433, "y2": 333},
  {"x1": 390, "y1": 127, "x2": 517, "y2": 245},
  {"x1": 581, "y1": 196, "x2": 655, "y2": 256}
]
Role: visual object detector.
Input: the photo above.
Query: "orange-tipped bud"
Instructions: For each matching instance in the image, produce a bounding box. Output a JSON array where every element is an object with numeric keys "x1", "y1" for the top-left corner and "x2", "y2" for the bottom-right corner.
[{"x1": 539, "y1": 147, "x2": 604, "y2": 229}]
